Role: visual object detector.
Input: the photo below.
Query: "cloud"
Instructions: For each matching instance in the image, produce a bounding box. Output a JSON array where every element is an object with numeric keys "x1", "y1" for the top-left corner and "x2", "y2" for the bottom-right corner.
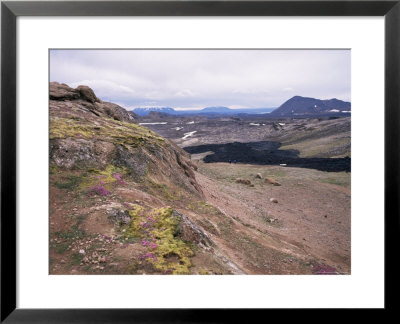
[
  {"x1": 50, "y1": 49, "x2": 351, "y2": 108},
  {"x1": 175, "y1": 89, "x2": 195, "y2": 97},
  {"x1": 68, "y1": 79, "x2": 136, "y2": 98},
  {"x1": 283, "y1": 87, "x2": 294, "y2": 92}
]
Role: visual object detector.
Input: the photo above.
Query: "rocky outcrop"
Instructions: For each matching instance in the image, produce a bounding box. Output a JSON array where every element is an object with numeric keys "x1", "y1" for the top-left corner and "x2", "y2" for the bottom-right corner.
[
  {"x1": 50, "y1": 82, "x2": 80, "y2": 101},
  {"x1": 76, "y1": 85, "x2": 101, "y2": 103},
  {"x1": 49, "y1": 82, "x2": 137, "y2": 123},
  {"x1": 49, "y1": 82, "x2": 202, "y2": 197},
  {"x1": 107, "y1": 209, "x2": 131, "y2": 225},
  {"x1": 175, "y1": 211, "x2": 213, "y2": 250},
  {"x1": 101, "y1": 102, "x2": 136, "y2": 123}
]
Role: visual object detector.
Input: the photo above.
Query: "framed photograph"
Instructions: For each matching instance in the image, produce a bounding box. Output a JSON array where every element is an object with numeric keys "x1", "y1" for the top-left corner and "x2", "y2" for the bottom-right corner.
[{"x1": 1, "y1": 0, "x2": 398, "y2": 321}]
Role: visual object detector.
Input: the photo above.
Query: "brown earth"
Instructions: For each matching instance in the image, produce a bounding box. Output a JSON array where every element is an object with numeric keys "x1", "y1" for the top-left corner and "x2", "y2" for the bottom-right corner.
[
  {"x1": 194, "y1": 162, "x2": 350, "y2": 274},
  {"x1": 49, "y1": 83, "x2": 350, "y2": 275},
  {"x1": 50, "y1": 161, "x2": 350, "y2": 275}
]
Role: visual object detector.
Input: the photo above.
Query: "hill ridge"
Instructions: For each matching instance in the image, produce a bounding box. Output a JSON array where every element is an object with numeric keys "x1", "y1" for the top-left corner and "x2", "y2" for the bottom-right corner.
[{"x1": 270, "y1": 96, "x2": 351, "y2": 116}]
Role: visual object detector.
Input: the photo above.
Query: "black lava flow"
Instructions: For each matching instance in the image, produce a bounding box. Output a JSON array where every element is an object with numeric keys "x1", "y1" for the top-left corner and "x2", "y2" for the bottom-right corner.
[{"x1": 184, "y1": 141, "x2": 351, "y2": 173}]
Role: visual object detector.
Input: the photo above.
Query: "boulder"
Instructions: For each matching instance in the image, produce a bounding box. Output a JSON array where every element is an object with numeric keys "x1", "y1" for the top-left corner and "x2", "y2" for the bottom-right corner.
[
  {"x1": 176, "y1": 211, "x2": 213, "y2": 249},
  {"x1": 100, "y1": 102, "x2": 137, "y2": 122},
  {"x1": 269, "y1": 198, "x2": 278, "y2": 203},
  {"x1": 235, "y1": 178, "x2": 252, "y2": 185},
  {"x1": 49, "y1": 82, "x2": 80, "y2": 101},
  {"x1": 107, "y1": 209, "x2": 131, "y2": 225},
  {"x1": 77, "y1": 85, "x2": 101, "y2": 103},
  {"x1": 265, "y1": 178, "x2": 281, "y2": 186},
  {"x1": 255, "y1": 173, "x2": 263, "y2": 179}
]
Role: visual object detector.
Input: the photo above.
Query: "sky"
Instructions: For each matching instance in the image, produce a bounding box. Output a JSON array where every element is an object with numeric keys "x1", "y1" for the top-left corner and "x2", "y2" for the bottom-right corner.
[{"x1": 50, "y1": 49, "x2": 351, "y2": 110}]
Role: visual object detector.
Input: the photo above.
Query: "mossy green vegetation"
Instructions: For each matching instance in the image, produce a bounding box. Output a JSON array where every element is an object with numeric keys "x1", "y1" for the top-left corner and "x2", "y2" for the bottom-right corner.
[
  {"x1": 49, "y1": 116, "x2": 165, "y2": 148},
  {"x1": 188, "y1": 201, "x2": 223, "y2": 216},
  {"x1": 124, "y1": 206, "x2": 194, "y2": 274},
  {"x1": 318, "y1": 175, "x2": 350, "y2": 187},
  {"x1": 49, "y1": 117, "x2": 97, "y2": 139},
  {"x1": 197, "y1": 219, "x2": 219, "y2": 236},
  {"x1": 54, "y1": 174, "x2": 81, "y2": 190},
  {"x1": 55, "y1": 225, "x2": 85, "y2": 240},
  {"x1": 80, "y1": 165, "x2": 129, "y2": 191},
  {"x1": 280, "y1": 137, "x2": 350, "y2": 158},
  {"x1": 146, "y1": 179, "x2": 177, "y2": 201},
  {"x1": 51, "y1": 164, "x2": 131, "y2": 197},
  {"x1": 53, "y1": 242, "x2": 70, "y2": 254},
  {"x1": 71, "y1": 252, "x2": 84, "y2": 265}
]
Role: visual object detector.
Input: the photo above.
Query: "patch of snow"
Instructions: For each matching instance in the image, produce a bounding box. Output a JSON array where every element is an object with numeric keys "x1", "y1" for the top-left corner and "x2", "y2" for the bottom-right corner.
[
  {"x1": 187, "y1": 121, "x2": 195, "y2": 124},
  {"x1": 139, "y1": 122, "x2": 168, "y2": 125},
  {"x1": 329, "y1": 109, "x2": 340, "y2": 113},
  {"x1": 182, "y1": 131, "x2": 197, "y2": 140},
  {"x1": 249, "y1": 123, "x2": 260, "y2": 126},
  {"x1": 280, "y1": 164, "x2": 287, "y2": 166},
  {"x1": 342, "y1": 111, "x2": 351, "y2": 113},
  {"x1": 173, "y1": 127, "x2": 184, "y2": 131},
  {"x1": 278, "y1": 123, "x2": 285, "y2": 126}
]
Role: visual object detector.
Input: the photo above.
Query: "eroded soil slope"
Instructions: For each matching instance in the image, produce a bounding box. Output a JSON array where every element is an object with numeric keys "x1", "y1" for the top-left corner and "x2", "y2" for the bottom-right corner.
[{"x1": 195, "y1": 162, "x2": 350, "y2": 274}]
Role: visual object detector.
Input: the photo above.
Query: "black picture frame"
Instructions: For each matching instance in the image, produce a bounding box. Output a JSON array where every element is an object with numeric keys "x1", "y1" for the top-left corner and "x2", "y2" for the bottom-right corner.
[{"x1": 1, "y1": 0, "x2": 399, "y2": 322}]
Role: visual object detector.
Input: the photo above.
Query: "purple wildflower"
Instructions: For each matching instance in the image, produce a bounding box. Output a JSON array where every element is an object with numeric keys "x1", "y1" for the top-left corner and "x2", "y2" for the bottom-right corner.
[
  {"x1": 89, "y1": 185, "x2": 110, "y2": 196},
  {"x1": 149, "y1": 242, "x2": 157, "y2": 249},
  {"x1": 140, "y1": 252, "x2": 157, "y2": 261},
  {"x1": 113, "y1": 173, "x2": 126, "y2": 185},
  {"x1": 141, "y1": 222, "x2": 150, "y2": 228},
  {"x1": 312, "y1": 264, "x2": 337, "y2": 275}
]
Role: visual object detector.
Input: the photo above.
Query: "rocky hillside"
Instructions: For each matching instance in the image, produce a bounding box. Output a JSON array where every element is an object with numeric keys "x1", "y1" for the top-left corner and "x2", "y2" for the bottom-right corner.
[
  {"x1": 50, "y1": 82, "x2": 201, "y2": 195},
  {"x1": 49, "y1": 82, "x2": 227, "y2": 275}
]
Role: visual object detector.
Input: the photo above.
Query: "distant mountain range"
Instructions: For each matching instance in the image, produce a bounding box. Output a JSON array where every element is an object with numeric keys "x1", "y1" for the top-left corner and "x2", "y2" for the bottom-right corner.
[
  {"x1": 269, "y1": 96, "x2": 351, "y2": 117},
  {"x1": 132, "y1": 96, "x2": 351, "y2": 117},
  {"x1": 132, "y1": 106, "x2": 275, "y2": 116},
  {"x1": 132, "y1": 107, "x2": 176, "y2": 116}
]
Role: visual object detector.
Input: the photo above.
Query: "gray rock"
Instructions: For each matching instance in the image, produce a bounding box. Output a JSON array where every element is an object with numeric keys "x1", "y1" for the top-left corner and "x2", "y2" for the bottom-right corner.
[{"x1": 107, "y1": 209, "x2": 131, "y2": 225}]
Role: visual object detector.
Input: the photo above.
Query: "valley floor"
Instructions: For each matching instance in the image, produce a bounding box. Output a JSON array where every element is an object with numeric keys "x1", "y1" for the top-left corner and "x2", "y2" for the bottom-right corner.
[
  {"x1": 194, "y1": 162, "x2": 350, "y2": 274},
  {"x1": 50, "y1": 160, "x2": 350, "y2": 275}
]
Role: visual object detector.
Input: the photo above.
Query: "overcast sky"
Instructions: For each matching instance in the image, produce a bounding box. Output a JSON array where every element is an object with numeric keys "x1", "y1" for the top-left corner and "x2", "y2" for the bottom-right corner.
[{"x1": 50, "y1": 49, "x2": 350, "y2": 110}]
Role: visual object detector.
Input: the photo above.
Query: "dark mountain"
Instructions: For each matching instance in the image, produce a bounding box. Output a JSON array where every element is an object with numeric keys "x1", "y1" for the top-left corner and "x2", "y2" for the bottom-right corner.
[{"x1": 270, "y1": 96, "x2": 351, "y2": 117}]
